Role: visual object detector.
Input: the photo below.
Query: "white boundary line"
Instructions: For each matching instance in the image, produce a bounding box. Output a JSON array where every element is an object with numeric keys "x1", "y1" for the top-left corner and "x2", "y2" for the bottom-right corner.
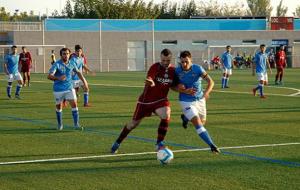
[
  {"x1": 0, "y1": 142, "x2": 299, "y2": 165},
  {"x1": 20, "y1": 80, "x2": 300, "y2": 97}
]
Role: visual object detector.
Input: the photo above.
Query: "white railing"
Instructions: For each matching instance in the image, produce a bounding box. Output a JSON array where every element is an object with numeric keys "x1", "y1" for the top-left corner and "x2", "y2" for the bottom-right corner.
[{"x1": 0, "y1": 22, "x2": 42, "y2": 31}]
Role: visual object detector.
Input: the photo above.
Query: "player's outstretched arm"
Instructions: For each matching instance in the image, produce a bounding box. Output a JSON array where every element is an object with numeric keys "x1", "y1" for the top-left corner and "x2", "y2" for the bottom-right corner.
[
  {"x1": 3, "y1": 63, "x2": 9, "y2": 75},
  {"x1": 77, "y1": 71, "x2": 89, "y2": 91},
  {"x1": 145, "y1": 77, "x2": 155, "y2": 87},
  {"x1": 202, "y1": 73, "x2": 214, "y2": 100},
  {"x1": 47, "y1": 74, "x2": 66, "y2": 81}
]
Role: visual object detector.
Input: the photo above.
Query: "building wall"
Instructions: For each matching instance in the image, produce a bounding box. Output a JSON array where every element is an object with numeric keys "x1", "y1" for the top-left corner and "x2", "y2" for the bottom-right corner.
[{"x1": 9, "y1": 30, "x2": 300, "y2": 72}]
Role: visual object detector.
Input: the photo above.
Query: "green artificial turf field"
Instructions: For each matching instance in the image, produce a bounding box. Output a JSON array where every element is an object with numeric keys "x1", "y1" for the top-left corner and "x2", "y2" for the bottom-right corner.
[{"x1": 0, "y1": 68, "x2": 299, "y2": 190}]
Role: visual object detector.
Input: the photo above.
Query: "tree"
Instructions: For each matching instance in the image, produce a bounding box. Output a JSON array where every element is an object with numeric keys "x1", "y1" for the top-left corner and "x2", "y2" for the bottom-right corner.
[
  {"x1": 294, "y1": 5, "x2": 300, "y2": 17},
  {"x1": 0, "y1": 7, "x2": 10, "y2": 21},
  {"x1": 276, "y1": 0, "x2": 288, "y2": 17},
  {"x1": 62, "y1": 0, "x2": 74, "y2": 17},
  {"x1": 179, "y1": 0, "x2": 198, "y2": 18},
  {"x1": 246, "y1": 0, "x2": 272, "y2": 18}
]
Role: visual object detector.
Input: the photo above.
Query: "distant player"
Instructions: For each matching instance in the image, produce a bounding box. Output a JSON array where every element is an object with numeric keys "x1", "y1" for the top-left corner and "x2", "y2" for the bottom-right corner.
[
  {"x1": 47, "y1": 47, "x2": 88, "y2": 130},
  {"x1": 177, "y1": 50, "x2": 220, "y2": 154},
  {"x1": 221, "y1": 45, "x2": 233, "y2": 88},
  {"x1": 4, "y1": 45, "x2": 23, "y2": 99},
  {"x1": 50, "y1": 50, "x2": 56, "y2": 65},
  {"x1": 111, "y1": 49, "x2": 176, "y2": 153},
  {"x1": 252, "y1": 44, "x2": 272, "y2": 99},
  {"x1": 70, "y1": 45, "x2": 93, "y2": 107},
  {"x1": 275, "y1": 45, "x2": 287, "y2": 85},
  {"x1": 19, "y1": 46, "x2": 32, "y2": 87}
]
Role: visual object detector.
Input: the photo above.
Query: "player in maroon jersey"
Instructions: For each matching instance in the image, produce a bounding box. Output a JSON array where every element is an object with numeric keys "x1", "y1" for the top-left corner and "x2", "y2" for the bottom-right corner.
[
  {"x1": 275, "y1": 45, "x2": 287, "y2": 85},
  {"x1": 19, "y1": 46, "x2": 32, "y2": 87},
  {"x1": 111, "y1": 49, "x2": 177, "y2": 153}
]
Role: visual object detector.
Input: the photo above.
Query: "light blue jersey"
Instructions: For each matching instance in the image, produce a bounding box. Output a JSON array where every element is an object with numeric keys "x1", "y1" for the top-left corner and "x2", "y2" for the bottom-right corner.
[
  {"x1": 5, "y1": 54, "x2": 20, "y2": 74},
  {"x1": 221, "y1": 51, "x2": 232, "y2": 69},
  {"x1": 175, "y1": 64, "x2": 206, "y2": 102},
  {"x1": 254, "y1": 52, "x2": 267, "y2": 73},
  {"x1": 48, "y1": 59, "x2": 79, "y2": 92},
  {"x1": 70, "y1": 55, "x2": 84, "y2": 80}
]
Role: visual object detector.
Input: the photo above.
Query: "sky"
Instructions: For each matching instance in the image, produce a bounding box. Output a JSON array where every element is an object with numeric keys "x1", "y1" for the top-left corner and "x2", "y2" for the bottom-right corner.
[{"x1": 1, "y1": 0, "x2": 299, "y2": 16}]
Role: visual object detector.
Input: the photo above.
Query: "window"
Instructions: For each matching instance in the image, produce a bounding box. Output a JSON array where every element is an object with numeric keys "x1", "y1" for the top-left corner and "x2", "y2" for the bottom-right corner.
[
  {"x1": 192, "y1": 40, "x2": 207, "y2": 45},
  {"x1": 162, "y1": 40, "x2": 177, "y2": 45},
  {"x1": 242, "y1": 40, "x2": 257, "y2": 45}
]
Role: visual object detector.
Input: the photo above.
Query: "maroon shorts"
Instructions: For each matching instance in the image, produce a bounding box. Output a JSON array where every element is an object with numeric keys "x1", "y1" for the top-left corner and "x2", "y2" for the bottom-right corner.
[
  {"x1": 133, "y1": 100, "x2": 170, "y2": 121},
  {"x1": 21, "y1": 64, "x2": 30, "y2": 72},
  {"x1": 277, "y1": 67, "x2": 284, "y2": 73}
]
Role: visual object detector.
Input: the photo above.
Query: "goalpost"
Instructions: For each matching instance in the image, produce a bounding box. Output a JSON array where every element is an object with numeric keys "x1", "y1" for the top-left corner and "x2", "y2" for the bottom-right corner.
[
  {"x1": 0, "y1": 44, "x2": 65, "y2": 73},
  {"x1": 207, "y1": 44, "x2": 260, "y2": 70}
]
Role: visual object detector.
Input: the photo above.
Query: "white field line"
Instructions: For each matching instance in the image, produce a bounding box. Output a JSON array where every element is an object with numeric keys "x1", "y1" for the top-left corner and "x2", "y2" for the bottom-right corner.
[
  {"x1": 0, "y1": 142, "x2": 299, "y2": 165},
  {"x1": 2, "y1": 79, "x2": 299, "y2": 97},
  {"x1": 24, "y1": 80, "x2": 300, "y2": 97}
]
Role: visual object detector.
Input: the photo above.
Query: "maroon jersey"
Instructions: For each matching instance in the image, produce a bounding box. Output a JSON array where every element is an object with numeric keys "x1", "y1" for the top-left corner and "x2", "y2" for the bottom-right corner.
[
  {"x1": 138, "y1": 62, "x2": 175, "y2": 104},
  {"x1": 276, "y1": 50, "x2": 286, "y2": 68},
  {"x1": 19, "y1": 52, "x2": 32, "y2": 65}
]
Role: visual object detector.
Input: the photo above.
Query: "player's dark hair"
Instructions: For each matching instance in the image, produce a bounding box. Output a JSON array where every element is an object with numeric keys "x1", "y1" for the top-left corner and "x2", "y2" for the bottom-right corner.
[
  {"x1": 22, "y1": 46, "x2": 26, "y2": 49},
  {"x1": 226, "y1": 45, "x2": 231, "y2": 49},
  {"x1": 75, "y1": 45, "x2": 82, "y2": 51},
  {"x1": 11, "y1": 45, "x2": 17, "y2": 49},
  {"x1": 260, "y1": 44, "x2": 266, "y2": 48},
  {"x1": 161, "y1": 49, "x2": 172, "y2": 56},
  {"x1": 180, "y1": 50, "x2": 192, "y2": 58},
  {"x1": 60, "y1": 48, "x2": 71, "y2": 56}
]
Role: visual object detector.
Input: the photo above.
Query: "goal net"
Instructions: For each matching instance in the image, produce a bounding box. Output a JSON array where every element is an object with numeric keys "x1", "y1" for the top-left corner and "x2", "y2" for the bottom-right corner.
[
  {"x1": 207, "y1": 44, "x2": 260, "y2": 70},
  {"x1": 0, "y1": 44, "x2": 65, "y2": 73}
]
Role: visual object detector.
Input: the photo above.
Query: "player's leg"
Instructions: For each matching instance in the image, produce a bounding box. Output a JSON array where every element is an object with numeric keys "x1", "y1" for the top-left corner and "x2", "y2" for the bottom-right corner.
[
  {"x1": 67, "y1": 89, "x2": 82, "y2": 130},
  {"x1": 15, "y1": 73, "x2": 23, "y2": 99},
  {"x1": 225, "y1": 69, "x2": 232, "y2": 88},
  {"x1": 275, "y1": 68, "x2": 280, "y2": 85},
  {"x1": 111, "y1": 103, "x2": 145, "y2": 153},
  {"x1": 111, "y1": 119, "x2": 142, "y2": 153},
  {"x1": 279, "y1": 68, "x2": 284, "y2": 84},
  {"x1": 22, "y1": 71, "x2": 26, "y2": 87},
  {"x1": 82, "y1": 81, "x2": 90, "y2": 107},
  {"x1": 27, "y1": 71, "x2": 30, "y2": 86},
  {"x1": 54, "y1": 91, "x2": 64, "y2": 130},
  {"x1": 155, "y1": 106, "x2": 171, "y2": 150},
  {"x1": 253, "y1": 73, "x2": 264, "y2": 98},
  {"x1": 6, "y1": 74, "x2": 14, "y2": 98},
  {"x1": 185, "y1": 100, "x2": 220, "y2": 153},
  {"x1": 221, "y1": 71, "x2": 226, "y2": 88}
]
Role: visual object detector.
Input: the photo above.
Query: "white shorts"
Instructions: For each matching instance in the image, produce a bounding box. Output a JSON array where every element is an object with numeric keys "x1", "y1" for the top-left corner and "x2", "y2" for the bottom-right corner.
[
  {"x1": 7, "y1": 73, "x2": 23, "y2": 83},
  {"x1": 53, "y1": 89, "x2": 77, "y2": 105},
  {"x1": 256, "y1": 72, "x2": 268, "y2": 82},
  {"x1": 180, "y1": 98, "x2": 207, "y2": 121},
  {"x1": 73, "y1": 80, "x2": 84, "y2": 88},
  {"x1": 222, "y1": 68, "x2": 232, "y2": 75}
]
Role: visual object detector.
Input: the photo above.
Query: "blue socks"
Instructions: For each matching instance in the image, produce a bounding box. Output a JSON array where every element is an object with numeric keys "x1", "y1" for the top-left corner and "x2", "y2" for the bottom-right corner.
[
  {"x1": 221, "y1": 77, "x2": 226, "y2": 88},
  {"x1": 56, "y1": 109, "x2": 63, "y2": 127},
  {"x1": 72, "y1": 107, "x2": 79, "y2": 127},
  {"x1": 15, "y1": 84, "x2": 22, "y2": 96},
  {"x1": 84, "y1": 92, "x2": 89, "y2": 105},
  {"x1": 7, "y1": 85, "x2": 12, "y2": 97},
  {"x1": 195, "y1": 125, "x2": 214, "y2": 147},
  {"x1": 255, "y1": 84, "x2": 263, "y2": 96}
]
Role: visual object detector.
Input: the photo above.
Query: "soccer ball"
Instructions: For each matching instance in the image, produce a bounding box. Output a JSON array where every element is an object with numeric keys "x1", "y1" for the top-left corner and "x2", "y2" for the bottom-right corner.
[{"x1": 157, "y1": 147, "x2": 174, "y2": 164}]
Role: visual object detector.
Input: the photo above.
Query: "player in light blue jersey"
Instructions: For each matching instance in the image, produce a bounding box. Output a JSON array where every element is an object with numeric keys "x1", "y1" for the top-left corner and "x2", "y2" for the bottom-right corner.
[
  {"x1": 48, "y1": 48, "x2": 88, "y2": 130},
  {"x1": 175, "y1": 50, "x2": 220, "y2": 154},
  {"x1": 252, "y1": 44, "x2": 272, "y2": 99},
  {"x1": 221, "y1": 45, "x2": 233, "y2": 88},
  {"x1": 4, "y1": 45, "x2": 23, "y2": 99},
  {"x1": 70, "y1": 45, "x2": 93, "y2": 107}
]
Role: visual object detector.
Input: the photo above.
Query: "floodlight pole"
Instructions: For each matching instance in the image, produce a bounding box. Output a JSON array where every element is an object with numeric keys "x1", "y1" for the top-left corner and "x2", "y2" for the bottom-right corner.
[
  {"x1": 152, "y1": 19, "x2": 155, "y2": 64},
  {"x1": 99, "y1": 20, "x2": 102, "y2": 72},
  {"x1": 42, "y1": 20, "x2": 46, "y2": 73}
]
